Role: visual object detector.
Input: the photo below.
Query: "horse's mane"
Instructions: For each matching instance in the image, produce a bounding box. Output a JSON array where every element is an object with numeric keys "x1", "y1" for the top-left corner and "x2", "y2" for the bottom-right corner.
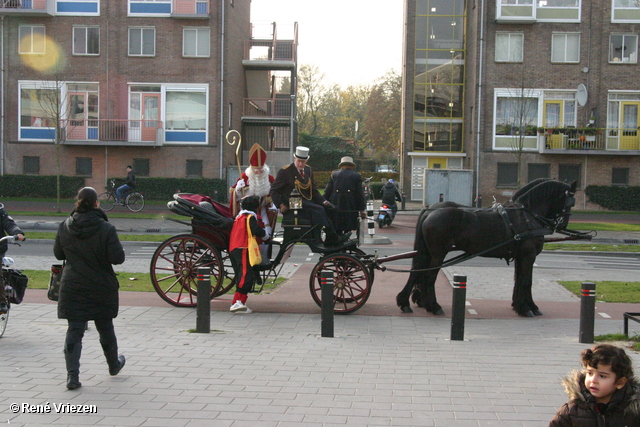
[
  {"x1": 510, "y1": 178, "x2": 552, "y2": 202},
  {"x1": 514, "y1": 180, "x2": 568, "y2": 207}
]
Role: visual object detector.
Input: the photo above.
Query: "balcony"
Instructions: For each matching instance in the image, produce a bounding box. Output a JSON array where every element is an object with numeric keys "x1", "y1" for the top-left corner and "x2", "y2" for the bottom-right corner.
[
  {"x1": 171, "y1": 0, "x2": 208, "y2": 19},
  {"x1": 539, "y1": 127, "x2": 640, "y2": 155},
  {"x1": 0, "y1": 0, "x2": 54, "y2": 15},
  {"x1": 243, "y1": 22, "x2": 298, "y2": 70},
  {"x1": 242, "y1": 98, "x2": 293, "y2": 124},
  {"x1": 59, "y1": 119, "x2": 164, "y2": 146}
]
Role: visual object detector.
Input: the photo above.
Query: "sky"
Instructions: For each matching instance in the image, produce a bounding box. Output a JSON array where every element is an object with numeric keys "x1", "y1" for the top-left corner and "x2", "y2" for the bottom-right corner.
[{"x1": 250, "y1": 0, "x2": 404, "y2": 88}]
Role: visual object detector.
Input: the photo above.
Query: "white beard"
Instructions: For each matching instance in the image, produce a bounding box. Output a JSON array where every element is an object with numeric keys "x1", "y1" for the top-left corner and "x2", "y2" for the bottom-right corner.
[{"x1": 245, "y1": 164, "x2": 271, "y2": 198}]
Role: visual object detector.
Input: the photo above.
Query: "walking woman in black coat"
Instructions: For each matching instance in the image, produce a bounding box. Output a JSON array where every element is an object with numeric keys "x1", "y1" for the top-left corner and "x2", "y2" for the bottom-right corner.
[{"x1": 54, "y1": 187, "x2": 126, "y2": 390}]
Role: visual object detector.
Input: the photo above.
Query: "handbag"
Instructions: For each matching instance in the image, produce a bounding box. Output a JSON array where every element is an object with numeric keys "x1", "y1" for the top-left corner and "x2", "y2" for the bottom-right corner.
[
  {"x1": 246, "y1": 216, "x2": 262, "y2": 267},
  {"x1": 48, "y1": 263, "x2": 64, "y2": 302}
]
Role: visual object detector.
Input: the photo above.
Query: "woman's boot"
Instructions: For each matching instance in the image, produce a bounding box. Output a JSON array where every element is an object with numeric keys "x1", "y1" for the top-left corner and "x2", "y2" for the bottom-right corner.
[
  {"x1": 64, "y1": 343, "x2": 82, "y2": 389},
  {"x1": 101, "y1": 342, "x2": 126, "y2": 376}
]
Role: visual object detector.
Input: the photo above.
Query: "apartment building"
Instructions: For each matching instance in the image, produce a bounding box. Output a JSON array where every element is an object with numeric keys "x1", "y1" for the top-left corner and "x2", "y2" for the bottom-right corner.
[
  {"x1": 402, "y1": 0, "x2": 640, "y2": 209},
  {"x1": 0, "y1": 0, "x2": 297, "y2": 191}
]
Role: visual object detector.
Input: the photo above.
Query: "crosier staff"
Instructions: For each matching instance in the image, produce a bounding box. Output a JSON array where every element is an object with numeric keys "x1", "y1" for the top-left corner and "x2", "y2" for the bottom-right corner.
[{"x1": 226, "y1": 130, "x2": 245, "y2": 196}]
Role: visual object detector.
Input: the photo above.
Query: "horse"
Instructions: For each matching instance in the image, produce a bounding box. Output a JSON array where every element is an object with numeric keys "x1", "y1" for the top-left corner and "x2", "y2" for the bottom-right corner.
[{"x1": 396, "y1": 179, "x2": 577, "y2": 317}]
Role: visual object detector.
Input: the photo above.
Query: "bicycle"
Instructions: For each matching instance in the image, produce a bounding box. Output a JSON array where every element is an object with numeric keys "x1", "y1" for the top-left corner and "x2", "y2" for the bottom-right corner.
[
  {"x1": 362, "y1": 177, "x2": 375, "y2": 202},
  {"x1": 0, "y1": 235, "x2": 28, "y2": 338},
  {"x1": 98, "y1": 179, "x2": 145, "y2": 212}
]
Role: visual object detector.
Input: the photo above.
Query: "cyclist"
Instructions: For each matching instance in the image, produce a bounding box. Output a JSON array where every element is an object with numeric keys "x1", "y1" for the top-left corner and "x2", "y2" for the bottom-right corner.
[
  {"x1": 116, "y1": 165, "x2": 136, "y2": 205},
  {"x1": 0, "y1": 204, "x2": 25, "y2": 313},
  {"x1": 380, "y1": 179, "x2": 402, "y2": 220}
]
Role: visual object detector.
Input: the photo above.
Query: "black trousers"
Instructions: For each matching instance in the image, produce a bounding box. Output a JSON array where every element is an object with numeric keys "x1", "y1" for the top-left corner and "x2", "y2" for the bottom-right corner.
[
  {"x1": 230, "y1": 248, "x2": 254, "y2": 296},
  {"x1": 66, "y1": 318, "x2": 117, "y2": 350},
  {"x1": 300, "y1": 200, "x2": 336, "y2": 234}
]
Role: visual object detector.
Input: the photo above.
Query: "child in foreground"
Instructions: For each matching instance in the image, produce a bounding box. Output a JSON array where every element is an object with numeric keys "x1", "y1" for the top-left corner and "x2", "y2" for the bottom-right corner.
[{"x1": 549, "y1": 344, "x2": 640, "y2": 426}]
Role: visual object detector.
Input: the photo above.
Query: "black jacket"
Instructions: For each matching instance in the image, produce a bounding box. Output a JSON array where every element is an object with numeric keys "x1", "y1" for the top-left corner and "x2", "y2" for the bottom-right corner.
[
  {"x1": 0, "y1": 204, "x2": 24, "y2": 256},
  {"x1": 54, "y1": 208, "x2": 125, "y2": 321},
  {"x1": 549, "y1": 370, "x2": 640, "y2": 427},
  {"x1": 324, "y1": 168, "x2": 365, "y2": 233},
  {"x1": 270, "y1": 163, "x2": 325, "y2": 209},
  {"x1": 124, "y1": 170, "x2": 136, "y2": 188},
  {"x1": 381, "y1": 182, "x2": 402, "y2": 206}
]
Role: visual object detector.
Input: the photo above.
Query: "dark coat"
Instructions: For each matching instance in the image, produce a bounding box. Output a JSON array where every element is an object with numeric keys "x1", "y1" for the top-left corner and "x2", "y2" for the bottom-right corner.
[
  {"x1": 381, "y1": 181, "x2": 402, "y2": 206},
  {"x1": 324, "y1": 167, "x2": 365, "y2": 233},
  {"x1": 0, "y1": 204, "x2": 23, "y2": 256},
  {"x1": 124, "y1": 170, "x2": 136, "y2": 188},
  {"x1": 270, "y1": 163, "x2": 325, "y2": 209},
  {"x1": 54, "y1": 208, "x2": 125, "y2": 321},
  {"x1": 549, "y1": 370, "x2": 640, "y2": 427}
]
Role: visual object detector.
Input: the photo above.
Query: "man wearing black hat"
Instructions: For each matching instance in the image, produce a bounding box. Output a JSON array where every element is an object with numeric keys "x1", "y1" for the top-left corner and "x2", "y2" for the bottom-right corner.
[
  {"x1": 324, "y1": 156, "x2": 366, "y2": 235},
  {"x1": 270, "y1": 146, "x2": 348, "y2": 246}
]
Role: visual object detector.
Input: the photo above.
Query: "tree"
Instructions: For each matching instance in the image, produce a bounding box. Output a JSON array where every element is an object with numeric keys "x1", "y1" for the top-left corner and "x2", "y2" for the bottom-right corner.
[
  {"x1": 297, "y1": 64, "x2": 326, "y2": 135},
  {"x1": 364, "y1": 71, "x2": 402, "y2": 164}
]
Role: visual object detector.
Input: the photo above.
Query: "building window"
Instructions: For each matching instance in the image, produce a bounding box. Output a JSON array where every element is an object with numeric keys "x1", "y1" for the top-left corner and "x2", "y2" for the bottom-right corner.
[
  {"x1": 528, "y1": 163, "x2": 550, "y2": 182},
  {"x1": 166, "y1": 91, "x2": 207, "y2": 130},
  {"x1": 76, "y1": 157, "x2": 93, "y2": 176},
  {"x1": 497, "y1": 163, "x2": 519, "y2": 187},
  {"x1": 609, "y1": 34, "x2": 638, "y2": 63},
  {"x1": 23, "y1": 156, "x2": 40, "y2": 174},
  {"x1": 495, "y1": 95, "x2": 539, "y2": 136},
  {"x1": 129, "y1": 27, "x2": 155, "y2": 56},
  {"x1": 612, "y1": 168, "x2": 629, "y2": 186},
  {"x1": 495, "y1": 33, "x2": 523, "y2": 62},
  {"x1": 19, "y1": 25, "x2": 46, "y2": 54},
  {"x1": 186, "y1": 160, "x2": 203, "y2": 178},
  {"x1": 133, "y1": 158, "x2": 150, "y2": 177},
  {"x1": 20, "y1": 85, "x2": 58, "y2": 128},
  {"x1": 73, "y1": 26, "x2": 100, "y2": 55},
  {"x1": 183, "y1": 28, "x2": 210, "y2": 57},
  {"x1": 558, "y1": 164, "x2": 581, "y2": 188},
  {"x1": 551, "y1": 33, "x2": 580, "y2": 63}
]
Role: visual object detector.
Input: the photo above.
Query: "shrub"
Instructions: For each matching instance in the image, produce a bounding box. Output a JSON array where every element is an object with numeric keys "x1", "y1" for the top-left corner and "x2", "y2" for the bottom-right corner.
[
  {"x1": 0, "y1": 175, "x2": 85, "y2": 198},
  {"x1": 585, "y1": 185, "x2": 640, "y2": 211}
]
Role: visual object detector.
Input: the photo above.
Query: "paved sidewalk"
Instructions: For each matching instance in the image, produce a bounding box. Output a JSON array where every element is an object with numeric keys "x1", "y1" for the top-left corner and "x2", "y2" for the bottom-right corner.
[{"x1": 2, "y1": 302, "x2": 638, "y2": 427}]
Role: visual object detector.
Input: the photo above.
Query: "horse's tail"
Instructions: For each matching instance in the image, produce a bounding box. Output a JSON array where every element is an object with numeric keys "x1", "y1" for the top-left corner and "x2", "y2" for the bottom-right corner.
[{"x1": 409, "y1": 209, "x2": 432, "y2": 282}]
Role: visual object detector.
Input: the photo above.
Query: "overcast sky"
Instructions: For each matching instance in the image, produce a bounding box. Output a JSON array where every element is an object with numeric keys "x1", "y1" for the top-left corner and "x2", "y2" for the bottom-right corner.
[{"x1": 250, "y1": 0, "x2": 404, "y2": 87}]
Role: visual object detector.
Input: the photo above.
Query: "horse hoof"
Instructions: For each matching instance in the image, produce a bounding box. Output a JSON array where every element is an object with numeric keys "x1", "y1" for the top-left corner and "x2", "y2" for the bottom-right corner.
[
  {"x1": 532, "y1": 309, "x2": 543, "y2": 316},
  {"x1": 522, "y1": 310, "x2": 535, "y2": 317},
  {"x1": 401, "y1": 306, "x2": 413, "y2": 314},
  {"x1": 430, "y1": 308, "x2": 445, "y2": 316}
]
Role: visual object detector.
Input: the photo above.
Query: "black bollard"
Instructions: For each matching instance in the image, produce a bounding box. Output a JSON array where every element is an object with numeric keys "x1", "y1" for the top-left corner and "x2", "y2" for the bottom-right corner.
[
  {"x1": 439, "y1": 193, "x2": 444, "y2": 202},
  {"x1": 579, "y1": 282, "x2": 596, "y2": 343},
  {"x1": 196, "y1": 267, "x2": 211, "y2": 333},
  {"x1": 450, "y1": 274, "x2": 467, "y2": 341},
  {"x1": 320, "y1": 271, "x2": 334, "y2": 338},
  {"x1": 401, "y1": 193, "x2": 406, "y2": 211},
  {"x1": 476, "y1": 195, "x2": 482, "y2": 208}
]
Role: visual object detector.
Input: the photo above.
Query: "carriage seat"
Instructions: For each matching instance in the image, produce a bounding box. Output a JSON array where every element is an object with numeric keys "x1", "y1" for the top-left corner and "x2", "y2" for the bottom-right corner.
[{"x1": 281, "y1": 211, "x2": 322, "y2": 242}]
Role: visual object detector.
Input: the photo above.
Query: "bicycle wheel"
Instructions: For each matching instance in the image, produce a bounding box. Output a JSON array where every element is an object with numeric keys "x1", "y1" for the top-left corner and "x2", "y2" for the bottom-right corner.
[
  {"x1": 99, "y1": 192, "x2": 116, "y2": 211},
  {"x1": 126, "y1": 192, "x2": 145, "y2": 212},
  {"x1": 0, "y1": 306, "x2": 9, "y2": 338}
]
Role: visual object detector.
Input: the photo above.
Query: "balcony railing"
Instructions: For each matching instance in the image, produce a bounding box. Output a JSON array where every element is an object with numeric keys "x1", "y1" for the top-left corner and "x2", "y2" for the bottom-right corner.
[
  {"x1": 244, "y1": 40, "x2": 296, "y2": 62},
  {"x1": 59, "y1": 119, "x2": 163, "y2": 146},
  {"x1": 171, "y1": 0, "x2": 208, "y2": 18},
  {"x1": 243, "y1": 98, "x2": 292, "y2": 119},
  {"x1": 539, "y1": 127, "x2": 640, "y2": 152},
  {"x1": 0, "y1": 0, "x2": 54, "y2": 14}
]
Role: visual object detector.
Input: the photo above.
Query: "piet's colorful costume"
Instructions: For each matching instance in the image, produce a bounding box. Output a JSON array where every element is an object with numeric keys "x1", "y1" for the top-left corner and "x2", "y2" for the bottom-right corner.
[{"x1": 230, "y1": 143, "x2": 277, "y2": 262}]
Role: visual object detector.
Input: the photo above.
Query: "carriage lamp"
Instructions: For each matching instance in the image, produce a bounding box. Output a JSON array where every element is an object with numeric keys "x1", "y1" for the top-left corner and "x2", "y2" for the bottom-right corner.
[{"x1": 289, "y1": 187, "x2": 302, "y2": 210}]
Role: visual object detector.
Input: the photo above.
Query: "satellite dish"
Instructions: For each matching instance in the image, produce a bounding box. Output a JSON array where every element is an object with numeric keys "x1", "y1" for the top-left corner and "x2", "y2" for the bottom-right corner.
[{"x1": 576, "y1": 84, "x2": 588, "y2": 107}]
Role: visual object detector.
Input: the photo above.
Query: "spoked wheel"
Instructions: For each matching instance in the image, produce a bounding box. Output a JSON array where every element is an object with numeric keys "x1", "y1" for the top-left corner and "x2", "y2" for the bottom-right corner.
[
  {"x1": 309, "y1": 253, "x2": 372, "y2": 315},
  {"x1": 0, "y1": 306, "x2": 9, "y2": 338},
  {"x1": 126, "y1": 192, "x2": 145, "y2": 212},
  {"x1": 150, "y1": 234, "x2": 224, "y2": 307},
  {"x1": 98, "y1": 192, "x2": 115, "y2": 212},
  {"x1": 215, "y1": 249, "x2": 236, "y2": 298}
]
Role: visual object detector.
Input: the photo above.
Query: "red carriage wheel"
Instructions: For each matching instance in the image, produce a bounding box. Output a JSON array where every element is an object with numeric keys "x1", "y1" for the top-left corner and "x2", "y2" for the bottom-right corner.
[
  {"x1": 309, "y1": 253, "x2": 372, "y2": 315},
  {"x1": 150, "y1": 234, "x2": 224, "y2": 307}
]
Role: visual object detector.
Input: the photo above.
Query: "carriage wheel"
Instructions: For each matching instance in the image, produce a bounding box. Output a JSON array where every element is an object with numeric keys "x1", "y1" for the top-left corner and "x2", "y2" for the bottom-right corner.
[
  {"x1": 0, "y1": 307, "x2": 9, "y2": 338},
  {"x1": 215, "y1": 249, "x2": 237, "y2": 298},
  {"x1": 98, "y1": 192, "x2": 115, "y2": 211},
  {"x1": 309, "y1": 253, "x2": 372, "y2": 315},
  {"x1": 150, "y1": 234, "x2": 224, "y2": 307}
]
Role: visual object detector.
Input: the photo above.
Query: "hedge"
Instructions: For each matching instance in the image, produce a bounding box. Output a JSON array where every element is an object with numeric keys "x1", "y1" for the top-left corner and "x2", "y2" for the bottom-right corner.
[
  {"x1": 120, "y1": 177, "x2": 229, "y2": 202},
  {"x1": 585, "y1": 185, "x2": 640, "y2": 211},
  {"x1": 0, "y1": 175, "x2": 85, "y2": 198}
]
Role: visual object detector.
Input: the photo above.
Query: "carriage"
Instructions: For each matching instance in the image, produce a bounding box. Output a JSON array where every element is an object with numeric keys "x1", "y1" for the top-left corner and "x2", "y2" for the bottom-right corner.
[{"x1": 149, "y1": 193, "x2": 380, "y2": 314}]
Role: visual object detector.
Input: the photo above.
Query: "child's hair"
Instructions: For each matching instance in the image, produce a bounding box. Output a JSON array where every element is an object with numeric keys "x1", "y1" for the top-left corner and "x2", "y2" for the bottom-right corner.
[
  {"x1": 581, "y1": 344, "x2": 634, "y2": 380},
  {"x1": 75, "y1": 187, "x2": 98, "y2": 212},
  {"x1": 241, "y1": 195, "x2": 260, "y2": 213}
]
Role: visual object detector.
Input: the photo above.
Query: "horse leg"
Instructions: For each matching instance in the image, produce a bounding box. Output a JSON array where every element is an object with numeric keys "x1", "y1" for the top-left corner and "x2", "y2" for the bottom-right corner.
[
  {"x1": 512, "y1": 255, "x2": 539, "y2": 317},
  {"x1": 397, "y1": 273, "x2": 418, "y2": 313},
  {"x1": 411, "y1": 257, "x2": 445, "y2": 316}
]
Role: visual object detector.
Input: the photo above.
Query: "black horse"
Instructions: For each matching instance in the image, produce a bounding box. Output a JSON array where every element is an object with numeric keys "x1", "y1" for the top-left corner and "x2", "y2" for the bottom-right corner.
[{"x1": 396, "y1": 179, "x2": 577, "y2": 317}]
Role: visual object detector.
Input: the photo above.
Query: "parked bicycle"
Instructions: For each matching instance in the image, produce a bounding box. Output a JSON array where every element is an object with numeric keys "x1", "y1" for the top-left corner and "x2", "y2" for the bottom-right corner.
[
  {"x1": 98, "y1": 179, "x2": 145, "y2": 212},
  {"x1": 362, "y1": 177, "x2": 375, "y2": 202},
  {"x1": 0, "y1": 235, "x2": 28, "y2": 338}
]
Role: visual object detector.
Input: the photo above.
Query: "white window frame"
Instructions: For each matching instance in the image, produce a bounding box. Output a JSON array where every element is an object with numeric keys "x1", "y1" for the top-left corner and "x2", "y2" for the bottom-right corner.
[
  {"x1": 73, "y1": 26, "x2": 100, "y2": 56},
  {"x1": 609, "y1": 34, "x2": 638, "y2": 64},
  {"x1": 128, "y1": 27, "x2": 156, "y2": 57},
  {"x1": 495, "y1": 32, "x2": 524, "y2": 63},
  {"x1": 183, "y1": 27, "x2": 210, "y2": 58},
  {"x1": 551, "y1": 33, "x2": 580, "y2": 63},
  {"x1": 19, "y1": 25, "x2": 46, "y2": 54}
]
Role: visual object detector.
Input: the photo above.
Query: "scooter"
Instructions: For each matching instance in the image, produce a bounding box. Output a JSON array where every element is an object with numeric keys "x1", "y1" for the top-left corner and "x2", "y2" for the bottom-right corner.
[{"x1": 377, "y1": 204, "x2": 394, "y2": 228}]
